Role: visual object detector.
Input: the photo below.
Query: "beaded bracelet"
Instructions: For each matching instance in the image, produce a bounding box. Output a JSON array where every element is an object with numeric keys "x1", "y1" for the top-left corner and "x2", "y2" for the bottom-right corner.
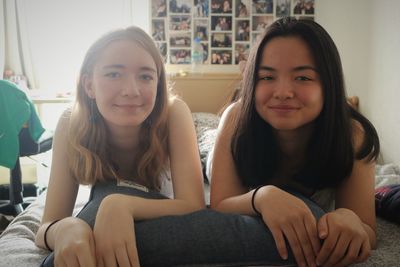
[
  {"x1": 44, "y1": 220, "x2": 60, "y2": 251},
  {"x1": 251, "y1": 186, "x2": 263, "y2": 216}
]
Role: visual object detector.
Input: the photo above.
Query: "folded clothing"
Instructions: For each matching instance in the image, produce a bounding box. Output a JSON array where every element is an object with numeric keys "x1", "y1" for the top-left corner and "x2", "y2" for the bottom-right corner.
[{"x1": 375, "y1": 184, "x2": 400, "y2": 224}]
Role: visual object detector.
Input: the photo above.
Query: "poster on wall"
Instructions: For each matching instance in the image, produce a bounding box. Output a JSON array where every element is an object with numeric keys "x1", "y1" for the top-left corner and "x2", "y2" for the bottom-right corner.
[{"x1": 151, "y1": 0, "x2": 315, "y2": 65}]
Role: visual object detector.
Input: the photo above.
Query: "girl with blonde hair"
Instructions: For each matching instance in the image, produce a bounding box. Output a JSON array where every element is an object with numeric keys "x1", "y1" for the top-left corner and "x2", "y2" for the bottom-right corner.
[{"x1": 36, "y1": 26, "x2": 205, "y2": 266}]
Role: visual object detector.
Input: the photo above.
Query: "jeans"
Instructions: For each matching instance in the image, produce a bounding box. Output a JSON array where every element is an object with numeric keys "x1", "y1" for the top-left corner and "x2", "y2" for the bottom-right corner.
[{"x1": 41, "y1": 181, "x2": 325, "y2": 267}]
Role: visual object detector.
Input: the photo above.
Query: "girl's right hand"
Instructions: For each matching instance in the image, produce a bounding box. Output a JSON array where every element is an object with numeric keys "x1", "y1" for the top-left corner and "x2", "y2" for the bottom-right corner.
[
  {"x1": 53, "y1": 217, "x2": 96, "y2": 267},
  {"x1": 255, "y1": 186, "x2": 320, "y2": 267}
]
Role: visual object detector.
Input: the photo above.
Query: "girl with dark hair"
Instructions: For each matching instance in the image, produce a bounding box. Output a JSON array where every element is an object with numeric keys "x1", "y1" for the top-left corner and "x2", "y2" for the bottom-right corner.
[{"x1": 211, "y1": 17, "x2": 379, "y2": 267}]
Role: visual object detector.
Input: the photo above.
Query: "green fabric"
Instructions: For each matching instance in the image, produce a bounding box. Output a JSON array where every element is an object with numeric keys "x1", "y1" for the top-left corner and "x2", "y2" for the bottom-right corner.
[{"x1": 0, "y1": 80, "x2": 45, "y2": 169}]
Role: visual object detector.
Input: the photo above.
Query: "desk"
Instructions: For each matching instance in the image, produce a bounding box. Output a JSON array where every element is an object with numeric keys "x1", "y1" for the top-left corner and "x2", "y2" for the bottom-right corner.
[{"x1": 28, "y1": 92, "x2": 74, "y2": 129}]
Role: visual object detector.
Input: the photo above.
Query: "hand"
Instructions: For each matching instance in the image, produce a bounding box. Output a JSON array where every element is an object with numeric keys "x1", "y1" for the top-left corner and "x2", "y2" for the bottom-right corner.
[
  {"x1": 256, "y1": 186, "x2": 320, "y2": 267},
  {"x1": 94, "y1": 194, "x2": 140, "y2": 267},
  {"x1": 53, "y1": 217, "x2": 96, "y2": 267},
  {"x1": 316, "y1": 208, "x2": 371, "y2": 267}
]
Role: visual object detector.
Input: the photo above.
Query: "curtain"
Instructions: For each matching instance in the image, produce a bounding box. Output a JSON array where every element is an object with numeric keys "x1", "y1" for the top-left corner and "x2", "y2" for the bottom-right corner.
[{"x1": 3, "y1": 0, "x2": 36, "y2": 89}]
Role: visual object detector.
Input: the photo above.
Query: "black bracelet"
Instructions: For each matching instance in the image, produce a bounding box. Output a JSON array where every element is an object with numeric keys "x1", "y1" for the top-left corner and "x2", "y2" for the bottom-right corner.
[
  {"x1": 44, "y1": 220, "x2": 60, "y2": 251},
  {"x1": 251, "y1": 186, "x2": 263, "y2": 216}
]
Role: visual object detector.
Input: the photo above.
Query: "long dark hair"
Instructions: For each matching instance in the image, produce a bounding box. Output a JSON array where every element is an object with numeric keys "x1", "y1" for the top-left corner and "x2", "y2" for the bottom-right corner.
[{"x1": 231, "y1": 17, "x2": 380, "y2": 189}]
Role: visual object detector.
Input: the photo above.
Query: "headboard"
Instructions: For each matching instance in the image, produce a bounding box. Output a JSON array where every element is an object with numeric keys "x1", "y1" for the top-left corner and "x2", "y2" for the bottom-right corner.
[{"x1": 168, "y1": 73, "x2": 241, "y2": 114}]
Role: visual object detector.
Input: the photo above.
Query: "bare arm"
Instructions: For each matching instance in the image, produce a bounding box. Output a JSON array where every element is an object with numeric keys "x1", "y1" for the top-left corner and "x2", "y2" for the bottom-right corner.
[
  {"x1": 335, "y1": 122, "x2": 377, "y2": 248},
  {"x1": 316, "y1": 122, "x2": 377, "y2": 266},
  {"x1": 35, "y1": 111, "x2": 80, "y2": 249},
  {"x1": 209, "y1": 102, "x2": 252, "y2": 213}
]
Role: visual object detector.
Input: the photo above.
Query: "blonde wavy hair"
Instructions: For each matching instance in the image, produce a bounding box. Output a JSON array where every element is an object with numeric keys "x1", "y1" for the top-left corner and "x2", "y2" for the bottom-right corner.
[{"x1": 68, "y1": 26, "x2": 169, "y2": 190}]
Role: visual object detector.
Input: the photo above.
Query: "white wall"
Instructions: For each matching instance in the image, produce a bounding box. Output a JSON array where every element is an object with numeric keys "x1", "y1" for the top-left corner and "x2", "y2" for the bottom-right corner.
[
  {"x1": 367, "y1": 0, "x2": 400, "y2": 165},
  {"x1": 316, "y1": 0, "x2": 400, "y2": 165}
]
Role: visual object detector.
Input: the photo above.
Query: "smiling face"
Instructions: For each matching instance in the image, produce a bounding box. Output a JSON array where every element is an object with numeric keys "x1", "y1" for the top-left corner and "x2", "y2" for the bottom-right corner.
[
  {"x1": 254, "y1": 36, "x2": 323, "y2": 132},
  {"x1": 84, "y1": 40, "x2": 158, "y2": 131}
]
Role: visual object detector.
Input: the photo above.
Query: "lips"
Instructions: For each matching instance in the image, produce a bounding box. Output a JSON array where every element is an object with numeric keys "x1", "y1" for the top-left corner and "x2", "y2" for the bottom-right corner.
[
  {"x1": 269, "y1": 105, "x2": 299, "y2": 111},
  {"x1": 114, "y1": 104, "x2": 143, "y2": 108}
]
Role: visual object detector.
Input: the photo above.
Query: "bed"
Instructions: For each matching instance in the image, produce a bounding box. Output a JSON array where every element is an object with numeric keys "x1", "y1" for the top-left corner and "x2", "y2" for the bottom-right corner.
[{"x1": 1, "y1": 74, "x2": 400, "y2": 266}]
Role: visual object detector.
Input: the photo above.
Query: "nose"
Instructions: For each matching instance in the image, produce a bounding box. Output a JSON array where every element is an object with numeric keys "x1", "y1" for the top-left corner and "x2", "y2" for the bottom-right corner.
[
  {"x1": 272, "y1": 79, "x2": 294, "y2": 100},
  {"x1": 121, "y1": 76, "x2": 140, "y2": 97}
]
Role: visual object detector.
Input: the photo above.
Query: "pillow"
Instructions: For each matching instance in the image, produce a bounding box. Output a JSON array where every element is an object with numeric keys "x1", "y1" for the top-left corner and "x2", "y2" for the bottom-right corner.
[
  {"x1": 191, "y1": 113, "x2": 220, "y2": 180},
  {"x1": 375, "y1": 184, "x2": 400, "y2": 224}
]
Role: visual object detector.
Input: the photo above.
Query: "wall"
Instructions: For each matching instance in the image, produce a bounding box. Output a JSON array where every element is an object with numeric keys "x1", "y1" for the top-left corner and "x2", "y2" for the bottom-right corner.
[
  {"x1": 367, "y1": 0, "x2": 400, "y2": 165},
  {"x1": 316, "y1": 0, "x2": 400, "y2": 165}
]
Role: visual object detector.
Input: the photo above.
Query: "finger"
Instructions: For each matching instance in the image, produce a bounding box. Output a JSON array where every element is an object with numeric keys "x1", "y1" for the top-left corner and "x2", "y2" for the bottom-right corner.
[
  {"x1": 337, "y1": 238, "x2": 363, "y2": 267},
  {"x1": 317, "y1": 214, "x2": 329, "y2": 239},
  {"x1": 304, "y1": 214, "x2": 321, "y2": 256},
  {"x1": 97, "y1": 257, "x2": 105, "y2": 267},
  {"x1": 282, "y1": 224, "x2": 307, "y2": 267},
  {"x1": 293, "y1": 218, "x2": 317, "y2": 267},
  {"x1": 356, "y1": 239, "x2": 371, "y2": 263},
  {"x1": 115, "y1": 246, "x2": 131, "y2": 267},
  {"x1": 103, "y1": 253, "x2": 118, "y2": 267},
  {"x1": 126, "y1": 239, "x2": 141, "y2": 266},
  {"x1": 76, "y1": 244, "x2": 96, "y2": 267},
  {"x1": 269, "y1": 226, "x2": 289, "y2": 260},
  {"x1": 323, "y1": 233, "x2": 350, "y2": 267},
  {"x1": 316, "y1": 231, "x2": 339, "y2": 266}
]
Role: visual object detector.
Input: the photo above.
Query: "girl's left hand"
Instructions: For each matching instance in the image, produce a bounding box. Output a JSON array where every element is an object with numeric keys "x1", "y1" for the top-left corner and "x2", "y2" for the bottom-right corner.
[
  {"x1": 316, "y1": 208, "x2": 371, "y2": 267},
  {"x1": 93, "y1": 194, "x2": 140, "y2": 267}
]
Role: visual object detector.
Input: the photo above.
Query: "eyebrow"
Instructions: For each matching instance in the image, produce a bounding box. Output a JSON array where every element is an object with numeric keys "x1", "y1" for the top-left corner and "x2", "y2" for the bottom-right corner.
[
  {"x1": 102, "y1": 64, "x2": 157, "y2": 73},
  {"x1": 258, "y1": 65, "x2": 318, "y2": 72}
]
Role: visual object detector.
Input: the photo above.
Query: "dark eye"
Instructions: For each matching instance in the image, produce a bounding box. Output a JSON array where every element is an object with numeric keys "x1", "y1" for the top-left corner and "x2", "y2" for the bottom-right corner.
[
  {"x1": 105, "y1": 72, "x2": 121, "y2": 78},
  {"x1": 259, "y1": 76, "x2": 274, "y2": 81},
  {"x1": 140, "y1": 74, "x2": 154, "y2": 81},
  {"x1": 295, "y1": 76, "x2": 312, "y2": 81}
]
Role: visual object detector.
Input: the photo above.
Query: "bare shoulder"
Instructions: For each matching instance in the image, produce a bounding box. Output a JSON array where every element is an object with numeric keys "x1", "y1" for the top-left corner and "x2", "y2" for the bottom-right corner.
[
  {"x1": 219, "y1": 101, "x2": 240, "y2": 132},
  {"x1": 168, "y1": 97, "x2": 191, "y2": 116},
  {"x1": 351, "y1": 119, "x2": 366, "y2": 152},
  {"x1": 54, "y1": 109, "x2": 72, "y2": 139}
]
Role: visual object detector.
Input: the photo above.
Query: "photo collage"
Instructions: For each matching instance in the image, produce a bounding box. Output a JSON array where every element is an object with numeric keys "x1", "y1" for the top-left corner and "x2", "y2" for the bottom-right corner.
[{"x1": 151, "y1": 0, "x2": 315, "y2": 65}]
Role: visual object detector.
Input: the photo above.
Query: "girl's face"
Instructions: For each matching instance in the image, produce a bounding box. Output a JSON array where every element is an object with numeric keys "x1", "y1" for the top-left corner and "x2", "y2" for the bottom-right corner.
[
  {"x1": 254, "y1": 36, "x2": 323, "y2": 132},
  {"x1": 85, "y1": 40, "x2": 158, "y2": 131}
]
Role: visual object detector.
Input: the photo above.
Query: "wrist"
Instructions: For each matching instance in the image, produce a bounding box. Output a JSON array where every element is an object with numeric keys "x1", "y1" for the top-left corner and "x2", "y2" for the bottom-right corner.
[
  {"x1": 101, "y1": 194, "x2": 136, "y2": 216},
  {"x1": 253, "y1": 185, "x2": 277, "y2": 216}
]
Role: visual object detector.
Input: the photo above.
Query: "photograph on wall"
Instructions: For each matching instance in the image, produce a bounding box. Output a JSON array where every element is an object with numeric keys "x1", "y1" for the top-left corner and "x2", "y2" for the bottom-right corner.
[
  {"x1": 170, "y1": 32, "x2": 191, "y2": 47},
  {"x1": 211, "y1": 49, "x2": 232, "y2": 64},
  {"x1": 211, "y1": 16, "x2": 232, "y2": 31},
  {"x1": 194, "y1": 0, "x2": 209, "y2": 17},
  {"x1": 211, "y1": 32, "x2": 232, "y2": 47},
  {"x1": 211, "y1": 0, "x2": 233, "y2": 14},
  {"x1": 152, "y1": 0, "x2": 167, "y2": 17},
  {"x1": 276, "y1": 0, "x2": 291, "y2": 17},
  {"x1": 170, "y1": 49, "x2": 191, "y2": 64},
  {"x1": 235, "y1": 20, "x2": 250, "y2": 41},
  {"x1": 235, "y1": 0, "x2": 250, "y2": 18},
  {"x1": 194, "y1": 20, "x2": 209, "y2": 41},
  {"x1": 252, "y1": 0, "x2": 273, "y2": 14},
  {"x1": 152, "y1": 20, "x2": 166, "y2": 41},
  {"x1": 252, "y1": 15, "x2": 274, "y2": 31},
  {"x1": 156, "y1": 42, "x2": 168, "y2": 62},
  {"x1": 151, "y1": 0, "x2": 316, "y2": 66},
  {"x1": 170, "y1": 15, "x2": 191, "y2": 30},
  {"x1": 235, "y1": 43, "x2": 250, "y2": 64},
  {"x1": 169, "y1": 0, "x2": 192, "y2": 13},
  {"x1": 293, "y1": 0, "x2": 315, "y2": 15}
]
